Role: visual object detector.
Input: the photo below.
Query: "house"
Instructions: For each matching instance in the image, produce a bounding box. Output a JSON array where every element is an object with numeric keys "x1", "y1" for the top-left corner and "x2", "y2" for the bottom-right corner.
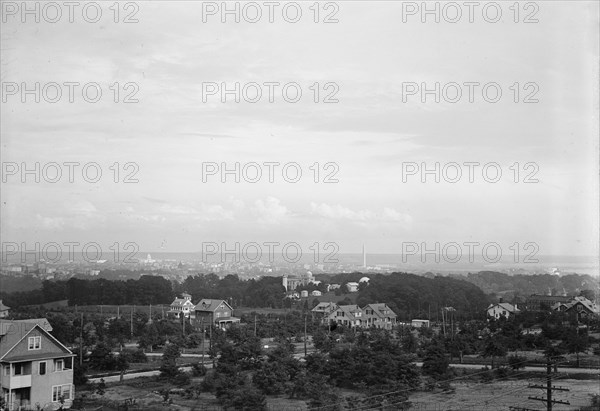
[
  {"x1": 194, "y1": 299, "x2": 240, "y2": 329},
  {"x1": 311, "y1": 302, "x2": 338, "y2": 319},
  {"x1": 411, "y1": 319, "x2": 430, "y2": 328},
  {"x1": 310, "y1": 290, "x2": 322, "y2": 297},
  {"x1": 282, "y1": 272, "x2": 315, "y2": 291},
  {"x1": 345, "y1": 282, "x2": 359, "y2": 293},
  {"x1": 487, "y1": 302, "x2": 520, "y2": 320},
  {"x1": 317, "y1": 303, "x2": 398, "y2": 329},
  {"x1": 564, "y1": 296, "x2": 598, "y2": 320},
  {"x1": 326, "y1": 305, "x2": 364, "y2": 328},
  {"x1": 0, "y1": 300, "x2": 10, "y2": 318},
  {"x1": 168, "y1": 293, "x2": 195, "y2": 318},
  {"x1": 0, "y1": 301, "x2": 10, "y2": 318},
  {"x1": 0, "y1": 319, "x2": 75, "y2": 410},
  {"x1": 363, "y1": 303, "x2": 397, "y2": 329}
]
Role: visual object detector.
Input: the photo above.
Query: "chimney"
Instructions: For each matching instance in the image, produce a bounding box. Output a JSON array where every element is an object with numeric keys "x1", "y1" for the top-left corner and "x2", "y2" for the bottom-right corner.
[{"x1": 499, "y1": 297, "x2": 503, "y2": 304}]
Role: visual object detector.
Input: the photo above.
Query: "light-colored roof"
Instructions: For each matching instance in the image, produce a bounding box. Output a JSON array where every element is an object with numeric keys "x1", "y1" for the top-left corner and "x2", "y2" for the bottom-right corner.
[
  {"x1": 312, "y1": 302, "x2": 338, "y2": 313},
  {"x1": 0, "y1": 300, "x2": 10, "y2": 311},
  {"x1": 488, "y1": 303, "x2": 519, "y2": 313},
  {"x1": 171, "y1": 298, "x2": 195, "y2": 307},
  {"x1": 330, "y1": 304, "x2": 363, "y2": 321},
  {"x1": 195, "y1": 299, "x2": 231, "y2": 312},
  {"x1": 565, "y1": 298, "x2": 598, "y2": 313},
  {"x1": 14, "y1": 318, "x2": 53, "y2": 332},
  {"x1": 364, "y1": 303, "x2": 397, "y2": 319}
]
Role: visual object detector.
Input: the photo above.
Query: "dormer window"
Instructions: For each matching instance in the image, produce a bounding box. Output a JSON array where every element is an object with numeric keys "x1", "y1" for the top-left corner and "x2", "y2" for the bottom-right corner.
[{"x1": 28, "y1": 336, "x2": 41, "y2": 350}]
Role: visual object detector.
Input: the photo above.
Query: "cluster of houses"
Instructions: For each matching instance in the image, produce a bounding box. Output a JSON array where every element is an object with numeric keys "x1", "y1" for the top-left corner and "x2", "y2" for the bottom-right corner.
[
  {"x1": 168, "y1": 293, "x2": 240, "y2": 328},
  {"x1": 486, "y1": 295, "x2": 599, "y2": 321},
  {"x1": 283, "y1": 276, "x2": 370, "y2": 299},
  {"x1": 311, "y1": 302, "x2": 397, "y2": 330},
  {"x1": 1, "y1": 318, "x2": 75, "y2": 410}
]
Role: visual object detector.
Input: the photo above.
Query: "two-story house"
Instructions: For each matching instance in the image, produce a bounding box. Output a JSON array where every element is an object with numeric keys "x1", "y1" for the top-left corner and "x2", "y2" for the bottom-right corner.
[
  {"x1": 564, "y1": 296, "x2": 599, "y2": 321},
  {"x1": 325, "y1": 305, "x2": 364, "y2": 328},
  {"x1": 487, "y1": 302, "x2": 520, "y2": 320},
  {"x1": 363, "y1": 303, "x2": 397, "y2": 329},
  {"x1": 315, "y1": 303, "x2": 398, "y2": 329},
  {"x1": 311, "y1": 302, "x2": 338, "y2": 321},
  {"x1": 168, "y1": 293, "x2": 196, "y2": 319},
  {"x1": 194, "y1": 299, "x2": 240, "y2": 329},
  {"x1": 1, "y1": 319, "x2": 75, "y2": 410}
]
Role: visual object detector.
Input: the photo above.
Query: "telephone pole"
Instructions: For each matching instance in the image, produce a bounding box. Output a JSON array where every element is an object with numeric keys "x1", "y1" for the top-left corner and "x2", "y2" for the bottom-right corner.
[
  {"x1": 304, "y1": 315, "x2": 308, "y2": 357},
  {"x1": 130, "y1": 305, "x2": 134, "y2": 339},
  {"x1": 526, "y1": 360, "x2": 570, "y2": 411},
  {"x1": 79, "y1": 312, "x2": 83, "y2": 366}
]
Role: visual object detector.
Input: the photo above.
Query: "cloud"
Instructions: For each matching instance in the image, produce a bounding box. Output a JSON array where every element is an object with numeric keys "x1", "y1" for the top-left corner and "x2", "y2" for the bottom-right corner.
[
  {"x1": 36, "y1": 215, "x2": 65, "y2": 230},
  {"x1": 310, "y1": 203, "x2": 375, "y2": 221},
  {"x1": 252, "y1": 197, "x2": 289, "y2": 224},
  {"x1": 310, "y1": 203, "x2": 412, "y2": 227}
]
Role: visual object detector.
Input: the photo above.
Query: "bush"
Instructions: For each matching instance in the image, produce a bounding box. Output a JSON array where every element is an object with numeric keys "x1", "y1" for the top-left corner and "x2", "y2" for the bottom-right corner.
[
  {"x1": 173, "y1": 372, "x2": 191, "y2": 387},
  {"x1": 191, "y1": 363, "x2": 207, "y2": 377},
  {"x1": 494, "y1": 366, "x2": 509, "y2": 379},
  {"x1": 507, "y1": 354, "x2": 527, "y2": 370},
  {"x1": 480, "y1": 367, "x2": 494, "y2": 383},
  {"x1": 129, "y1": 348, "x2": 148, "y2": 363}
]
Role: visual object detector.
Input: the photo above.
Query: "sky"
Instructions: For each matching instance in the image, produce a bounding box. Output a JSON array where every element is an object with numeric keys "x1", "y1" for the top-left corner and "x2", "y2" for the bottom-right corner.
[{"x1": 1, "y1": 1, "x2": 598, "y2": 260}]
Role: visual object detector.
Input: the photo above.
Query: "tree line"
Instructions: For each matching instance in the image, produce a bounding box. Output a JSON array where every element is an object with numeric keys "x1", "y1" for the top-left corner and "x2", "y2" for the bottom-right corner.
[{"x1": 2, "y1": 272, "x2": 493, "y2": 317}]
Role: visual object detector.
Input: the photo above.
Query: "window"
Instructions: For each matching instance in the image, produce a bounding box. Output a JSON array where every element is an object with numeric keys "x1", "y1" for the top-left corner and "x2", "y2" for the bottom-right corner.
[
  {"x1": 55, "y1": 359, "x2": 64, "y2": 372},
  {"x1": 14, "y1": 363, "x2": 23, "y2": 375},
  {"x1": 28, "y1": 336, "x2": 41, "y2": 350},
  {"x1": 3, "y1": 366, "x2": 8, "y2": 376},
  {"x1": 52, "y1": 385, "x2": 72, "y2": 402},
  {"x1": 39, "y1": 361, "x2": 46, "y2": 375}
]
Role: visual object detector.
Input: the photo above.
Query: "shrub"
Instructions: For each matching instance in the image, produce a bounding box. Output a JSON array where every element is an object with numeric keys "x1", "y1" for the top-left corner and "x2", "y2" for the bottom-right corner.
[
  {"x1": 191, "y1": 363, "x2": 207, "y2": 377},
  {"x1": 507, "y1": 354, "x2": 527, "y2": 370},
  {"x1": 173, "y1": 372, "x2": 191, "y2": 387}
]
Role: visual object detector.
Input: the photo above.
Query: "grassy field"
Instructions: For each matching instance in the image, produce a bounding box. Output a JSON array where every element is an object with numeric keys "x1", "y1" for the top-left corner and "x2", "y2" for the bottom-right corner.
[
  {"x1": 78, "y1": 376, "x2": 309, "y2": 411},
  {"x1": 78, "y1": 373, "x2": 599, "y2": 411},
  {"x1": 409, "y1": 378, "x2": 599, "y2": 410}
]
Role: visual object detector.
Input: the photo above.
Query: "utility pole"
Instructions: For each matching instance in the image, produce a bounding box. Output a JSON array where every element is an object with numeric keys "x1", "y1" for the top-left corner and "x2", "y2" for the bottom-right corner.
[
  {"x1": 527, "y1": 360, "x2": 570, "y2": 411},
  {"x1": 441, "y1": 308, "x2": 446, "y2": 336},
  {"x1": 79, "y1": 312, "x2": 83, "y2": 366},
  {"x1": 254, "y1": 315, "x2": 257, "y2": 337},
  {"x1": 117, "y1": 305, "x2": 120, "y2": 318},
  {"x1": 201, "y1": 317, "x2": 205, "y2": 365},
  {"x1": 304, "y1": 315, "x2": 308, "y2": 357},
  {"x1": 130, "y1": 305, "x2": 134, "y2": 339}
]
